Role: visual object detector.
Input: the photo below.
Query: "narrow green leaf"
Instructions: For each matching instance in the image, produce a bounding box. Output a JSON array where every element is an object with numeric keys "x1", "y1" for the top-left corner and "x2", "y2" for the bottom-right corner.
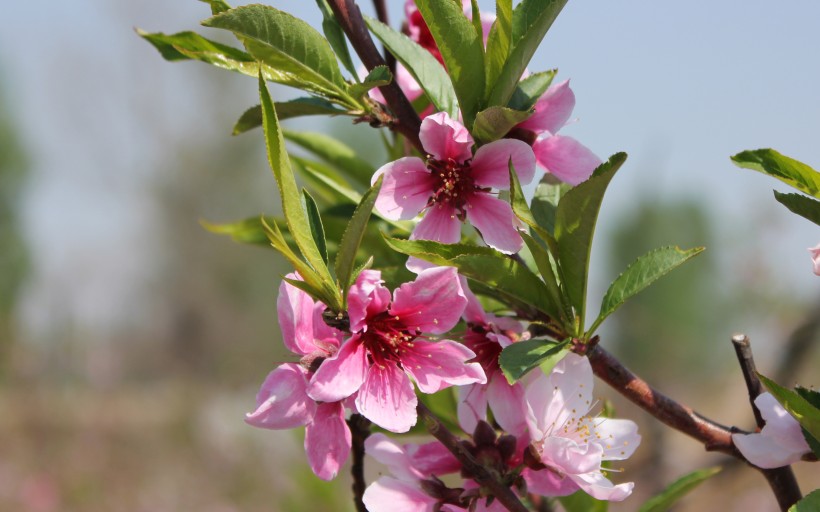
[
  {"x1": 383, "y1": 237, "x2": 557, "y2": 319},
  {"x1": 303, "y1": 190, "x2": 328, "y2": 265},
  {"x1": 283, "y1": 129, "x2": 375, "y2": 188},
  {"x1": 590, "y1": 245, "x2": 705, "y2": 335},
  {"x1": 487, "y1": 0, "x2": 568, "y2": 107},
  {"x1": 796, "y1": 387, "x2": 820, "y2": 456},
  {"x1": 789, "y1": 490, "x2": 820, "y2": 512},
  {"x1": 731, "y1": 149, "x2": 820, "y2": 199},
  {"x1": 314, "y1": 0, "x2": 358, "y2": 79},
  {"x1": 774, "y1": 190, "x2": 820, "y2": 226},
  {"x1": 485, "y1": 0, "x2": 513, "y2": 88},
  {"x1": 201, "y1": 215, "x2": 276, "y2": 246},
  {"x1": 758, "y1": 373, "x2": 820, "y2": 443},
  {"x1": 199, "y1": 0, "x2": 231, "y2": 15},
  {"x1": 348, "y1": 65, "x2": 393, "y2": 99},
  {"x1": 415, "y1": 0, "x2": 486, "y2": 126},
  {"x1": 232, "y1": 99, "x2": 347, "y2": 135},
  {"x1": 469, "y1": 0, "x2": 484, "y2": 44},
  {"x1": 508, "y1": 69, "x2": 556, "y2": 111},
  {"x1": 258, "y1": 77, "x2": 340, "y2": 310},
  {"x1": 559, "y1": 491, "x2": 608, "y2": 512},
  {"x1": 499, "y1": 339, "x2": 569, "y2": 383},
  {"x1": 364, "y1": 16, "x2": 458, "y2": 117},
  {"x1": 530, "y1": 179, "x2": 571, "y2": 236},
  {"x1": 638, "y1": 467, "x2": 721, "y2": 512},
  {"x1": 472, "y1": 106, "x2": 533, "y2": 143},
  {"x1": 555, "y1": 153, "x2": 627, "y2": 331},
  {"x1": 336, "y1": 176, "x2": 384, "y2": 305}
]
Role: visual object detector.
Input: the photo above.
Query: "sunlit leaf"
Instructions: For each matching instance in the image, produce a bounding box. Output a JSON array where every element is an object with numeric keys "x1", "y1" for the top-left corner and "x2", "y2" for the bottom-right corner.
[
  {"x1": 314, "y1": 0, "x2": 358, "y2": 78},
  {"x1": 758, "y1": 374, "x2": 820, "y2": 444},
  {"x1": 303, "y1": 190, "x2": 328, "y2": 265},
  {"x1": 499, "y1": 338, "x2": 569, "y2": 383},
  {"x1": 232, "y1": 99, "x2": 347, "y2": 135},
  {"x1": 731, "y1": 148, "x2": 820, "y2": 199},
  {"x1": 485, "y1": 0, "x2": 512, "y2": 87},
  {"x1": 472, "y1": 106, "x2": 533, "y2": 143},
  {"x1": 789, "y1": 490, "x2": 820, "y2": 512},
  {"x1": 508, "y1": 69, "x2": 556, "y2": 111},
  {"x1": 283, "y1": 129, "x2": 375, "y2": 188},
  {"x1": 773, "y1": 191, "x2": 820, "y2": 226},
  {"x1": 348, "y1": 65, "x2": 393, "y2": 99}
]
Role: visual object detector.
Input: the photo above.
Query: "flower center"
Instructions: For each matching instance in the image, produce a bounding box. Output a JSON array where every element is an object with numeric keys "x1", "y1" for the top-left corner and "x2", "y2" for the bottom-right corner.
[
  {"x1": 464, "y1": 325, "x2": 502, "y2": 374},
  {"x1": 360, "y1": 311, "x2": 418, "y2": 367},
  {"x1": 427, "y1": 156, "x2": 476, "y2": 217}
]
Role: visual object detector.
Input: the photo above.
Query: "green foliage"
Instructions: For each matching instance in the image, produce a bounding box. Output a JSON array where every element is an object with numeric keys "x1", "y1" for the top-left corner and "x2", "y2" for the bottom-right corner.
[
  {"x1": 415, "y1": 0, "x2": 486, "y2": 127},
  {"x1": 199, "y1": 0, "x2": 231, "y2": 15},
  {"x1": 348, "y1": 66, "x2": 392, "y2": 99},
  {"x1": 232, "y1": 99, "x2": 346, "y2": 135},
  {"x1": 499, "y1": 338, "x2": 569, "y2": 383},
  {"x1": 788, "y1": 489, "x2": 820, "y2": 512},
  {"x1": 472, "y1": 106, "x2": 533, "y2": 143},
  {"x1": 731, "y1": 148, "x2": 820, "y2": 199},
  {"x1": 508, "y1": 69, "x2": 556, "y2": 111},
  {"x1": 484, "y1": 0, "x2": 513, "y2": 88},
  {"x1": 314, "y1": 0, "x2": 358, "y2": 79},
  {"x1": 758, "y1": 373, "x2": 820, "y2": 445},
  {"x1": 283, "y1": 130, "x2": 375, "y2": 189},
  {"x1": 303, "y1": 190, "x2": 329, "y2": 265},
  {"x1": 201, "y1": 216, "x2": 277, "y2": 246},
  {"x1": 559, "y1": 491, "x2": 608, "y2": 512},
  {"x1": 638, "y1": 467, "x2": 721, "y2": 512},
  {"x1": 796, "y1": 386, "x2": 820, "y2": 457},
  {"x1": 138, "y1": 29, "x2": 258, "y2": 72},
  {"x1": 773, "y1": 191, "x2": 820, "y2": 226},
  {"x1": 589, "y1": 245, "x2": 705, "y2": 335}
]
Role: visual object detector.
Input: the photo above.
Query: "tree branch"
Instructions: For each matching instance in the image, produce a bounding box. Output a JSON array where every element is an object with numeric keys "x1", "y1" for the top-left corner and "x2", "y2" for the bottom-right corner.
[
  {"x1": 371, "y1": 0, "x2": 396, "y2": 72},
  {"x1": 328, "y1": 0, "x2": 423, "y2": 151},
  {"x1": 347, "y1": 414, "x2": 372, "y2": 512},
  {"x1": 417, "y1": 403, "x2": 530, "y2": 512}
]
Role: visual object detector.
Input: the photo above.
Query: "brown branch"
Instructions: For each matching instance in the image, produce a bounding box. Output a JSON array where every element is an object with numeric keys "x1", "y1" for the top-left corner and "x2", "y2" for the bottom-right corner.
[
  {"x1": 328, "y1": 0, "x2": 423, "y2": 151},
  {"x1": 417, "y1": 403, "x2": 530, "y2": 512},
  {"x1": 347, "y1": 414, "x2": 372, "y2": 512},
  {"x1": 371, "y1": 0, "x2": 397, "y2": 72}
]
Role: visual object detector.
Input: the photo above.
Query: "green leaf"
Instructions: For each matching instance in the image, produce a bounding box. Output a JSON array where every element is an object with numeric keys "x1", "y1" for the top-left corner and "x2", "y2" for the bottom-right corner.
[
  {"x1": 232, "y1": 99, "x2": 347, "y2": 135},
  {"x1": 530, "y1": 179, "x2": 571, "y2": 236},
  {"x1": 314, "y1": 0, "x2": 358, "y2": 79},
  {"x1": 383, "y1": 237, "x2": 558, "y2": 318},
  {"x1": 758, "y1": 373, "x2": 820, "y2": 444},
  {"x1": 486, "y1": 0, "x2": 568, "y2": 107},
  {"x1": 348, "y1": 65, "x2": 392, "y2": 99},
  {"x1": 499, "y1": 338, "x2": 569, "y2": 383},
  {"x1": 415, "y1": 0, "x2": 486, "y2": 126},
  {"x1": 364, "y1": 16, "x2": 458, "y2": 117},
  {"x1": 638, "y1": 467, "x2": 721, "y2": 512},
  {"x1": 138, "y1": 29, "x2": 253, "y2": 67},
  {"x1": 788, "y1": 489, "x2": 820, "y2": 512},
  {"x1": 774, "y1": 190, "x2": 820, "y2": 226},
  {"x1": 472, "y1": 106, "x2": 533, "y2": 143},
  {"x1": 555, "y1": 153, "x2": 627, "y2": 332},
  {"x1": 485, "y1": 0, "x2": 513, "y2": 88},
  {"x1": 283, "y1": 129, "x2": 375, "y2": 188},
  {"x1": 731, "y1": 149, "x2": 820, "y2": 199},
  {"x1": 303, "y1": 190, "x2": 328, "y2": 265},
  {"x1": 204, "y1": 5, "x2": 350, "y2": 103},
  {"x1": 335, "y1": 176, "x2": 383, "y2": 306},
  {"x1": 201, "y1": 215, "x2": 276, "y2": 246},
  {"x1": 589, "y1": 245, "x2": 705, "y2": 335},
  {"x1": 559, "y1": 491, "x2": 608, "y2": 512},
  {"x1": 199, "y1": 0, "x2": 231, "y2": 15},
  {"x1": 258, "y1": 77, "x2": 340, "y2": 310},
  {"x1": 508, "y1": 69, "x2": 556, "y2": 111},
  {"x1": 795, "y1": 388, "x2": 820, "y2": 456}
]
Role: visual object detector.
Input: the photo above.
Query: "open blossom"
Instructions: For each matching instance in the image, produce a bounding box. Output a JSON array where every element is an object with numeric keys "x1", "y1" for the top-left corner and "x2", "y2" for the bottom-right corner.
[
  {"x1": 373, "y1": 112, "x2": 535, "y2": 254},
  {"x1": 517, "y1": 80, "x2": 602, "y2": 186},
  {"x1": 522, "y1": 353, "x2": 640, "y2": 501},
  {"x1": 244, "y1": 275, "x2": 350, "y2": 480},
  {"x1": 308, "y1": 267, "x2": 486, "y2": 433},
  {"x1": 810, "y1": 243, "x2": 820, "y2": 276},
  {"x1": 732, "y1": 392, "x2": 811, "y2": 468}
]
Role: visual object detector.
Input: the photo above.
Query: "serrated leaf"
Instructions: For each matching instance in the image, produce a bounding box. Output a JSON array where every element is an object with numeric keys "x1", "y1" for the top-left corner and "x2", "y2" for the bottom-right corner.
[
  {"x1": 383, "y1": 237, "x2": 557, "y2": 319},
  {"x1": 486, "y1": 0, "x2": 568, "y2": 107},
  {"x1": 258, "y1": 77, "x2": 340, "y2": 310},
  {"x1": 499, "y1": 338, "x2": 569, "y2": 383},
  {"x1": 336, "y1": 176, "x2": 383, "y2": 306},
  {"x1": 199, "y1": 0, "x2": 231, "y2": 15},
  {"x1": 472, "y1": 106, "x2": 533, "y2": 143},
  {"x1": 283, "y1": 129, "x2": 375, "y2": 188},
  {"x1": 508, "y1": 69, "x2": 556, "y2": 111},
  {"x1": 201, "y1": 215, "x2": 277, "y2": 246},
  {"x1": 232, "y1": 99, "x2": 347, "y2": 135},
  {"x1": 638, "y1": 467, "x2": 721, "y2": 512},
  {"x1": 364, "y1": 16, "x2": 458, "y2": 117},
  {"x1": 559, "y1": 491, "x2": 608, "y2": 512},
  {"x1": 555, "y1": 153, "x2": 627, "y2": 332},
  {"x1": 589, "y1": 245, "x2": 705, "y2": 335},
  {"x1": 758, "y1": 373, "x2": 820, "y2": 444},
  {"x1": 314, "y1": 0, "x2": 358, "y2": 79},
  {"x1": 485, "y1": 0, "x2": 512, "y2": 87},
  {"x1": 348, "y1": 65, "x2": 392, "y2": 99},
  {"x1": 732, "y1": 149, "x2": 820, "y2": 199},
  {"x1": 774, "y1": 190, "x2": 820, "y2": 226},
  {"x1": 789, "y1": 489, "x2": 820, "y2": 512},
  {"x1": 415, "y1": 0, "x2": 486, "y2": 127},
  {"x1": 530, "y1": 179, "x2": 570, "y2": 236},
  {"x1": 303, "y1": 190, "x2": 328, "y2": 265}
]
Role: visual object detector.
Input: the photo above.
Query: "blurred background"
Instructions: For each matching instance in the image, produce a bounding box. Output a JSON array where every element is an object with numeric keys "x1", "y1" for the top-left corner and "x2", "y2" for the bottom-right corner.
[{"x1": 0, "y1": 1, "x2": 818, "y2": 511}]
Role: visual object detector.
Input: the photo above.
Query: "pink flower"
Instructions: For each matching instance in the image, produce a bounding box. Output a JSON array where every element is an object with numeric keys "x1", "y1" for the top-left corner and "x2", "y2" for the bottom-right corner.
[
  {"x1": 522, "y1": 353, "x2": 640, "y2": 501},
  {"x1": 731, "y1": 392, "x2": 811, "y2": 468},
  {"x1": 308, "y1": 267, "x2": 486, "y2": 433},
  {"x1": 457, "y1": 279, "x2": 530, "y2": 437},
  {"x1": 405, "y1": 0, "x2": 495, "y2": 65},
  {"x1": 373, "y1": 112, "x2": 536, "y2": 254},
  {"x1": 810, "y1": 243, "x2": 820, "y2": 276},
  {"x1": 244, "y1": 275, "x2": 351, "y2": 481},
  {"x1": 517, "y1": 80, "x2": 602, "y2": 186}
]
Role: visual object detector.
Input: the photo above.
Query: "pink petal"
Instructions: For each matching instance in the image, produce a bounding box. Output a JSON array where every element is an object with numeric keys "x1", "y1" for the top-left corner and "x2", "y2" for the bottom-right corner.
[
  {"x1": 539, "y1": 436, "x2": 603, "y2": 475},
  {"x1": 419, "y1": 112, "x2": 474, "y2": 162},
  {"x1": 362, "y1": 477, "x2": 438, "y2": 512},
  {"x1": 277, "y1": 276, "x2": 318, "y2": 356},
  {"x1": 523, "y1": 467, "x2": 578, "y2": 498},
  {"x1": 245, "y1": 363, "x2": 316, "y2": 429},
  {"x1": 524, "y1": 371, "x2": 553, "y2": 440},
  {"x1": 407, "y1": 441, "x2": 462, "y2": 476},
  {"x1": 373, "y1": 157, "x2": 434, "y2": 221},
  {"x1": 569, "y1": 471, "x2": 634, "y2": 502},
  {"x1": 390, "y1": 266, "x2": 467, "y2": 334},
  {"x1": 348, "y1": 270, "x2": 390, "y2": 333},
  {"x1": 402, "y1": 340, "x2": 486, "y2": 394},
  {"x1": 541, "y1": 353, "x2": 594, "y2": 435},
  {"x1": 594, "y1": 418, "x2": 641, "y2": 461},
  {"x1": 459, "y1": 276, "x2": 488, "y2": 325},
  {"x1": 310, "y1": 301, "x2": 342, "y2": 352},
  {"x1": 465, "y1": 192, "x2": 523, "y2": 254},
  {"x1": 471, "y1": 139, "x2": 536, "y2": 189},
  {"x1": 308, "y1": 338, "x2": 368, "y2": 402},
  {"x1": 756, "y1": 393, "x2": 808, "y2": 450},
  {"x1": 458, "y1": 383, "x2": 489, "y2": 434},
  {"x1": 365, "y1": 433, "x2": 426, "y2": 481},
  {"x1": 487, "y1": 375, "x2": 527, "y2": 436},
  {"x1": 731, "y1": 393, "x2": 810, "y2": 468},
  {"x1": 305, "y1": 402, "x2": 352, "y2": 480},
  {"x1": 411, "y1": 205, "x2": 462, "y2": 244},
  {"x1": 732, "y1": 431, "x2": 806, "y2": 469},
  {"x1": 810, "y1": 243, "x2": 820, "y2": 276},
  {"x1": 533, "y1": 135, "x2": 602, "y2": 186},
  {"x1": 517, "y1": 80, "x2": 576, "y2": 134},
  {"x1": 356, "y1": 363, "x2": 418, "y2": 433}
]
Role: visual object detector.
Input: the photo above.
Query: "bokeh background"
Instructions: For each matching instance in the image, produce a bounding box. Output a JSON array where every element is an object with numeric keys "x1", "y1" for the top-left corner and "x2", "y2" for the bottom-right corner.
[{"x1": 1, "y1": 1, "x2": 818, "y2": 511}]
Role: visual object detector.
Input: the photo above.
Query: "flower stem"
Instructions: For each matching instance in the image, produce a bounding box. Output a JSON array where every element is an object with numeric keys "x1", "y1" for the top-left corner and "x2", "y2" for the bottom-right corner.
[{"x1": 347, "y1": 414, "x2": 372, "y2": 512}]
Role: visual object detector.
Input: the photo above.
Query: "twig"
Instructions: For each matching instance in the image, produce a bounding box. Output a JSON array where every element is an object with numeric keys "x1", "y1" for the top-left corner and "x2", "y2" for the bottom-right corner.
[
  {"x1": 328, "y1": 0, "x2": 423, "y2": 151},
  {"x1": 371, "y1": 0, "x2": 397, "y2": 72},
  {"x1": 347, "y1": 414, "x2": 372, "y2": 512},
  {"x1": 416, "y1": 403, "x2": 530, "y2": 512}
]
